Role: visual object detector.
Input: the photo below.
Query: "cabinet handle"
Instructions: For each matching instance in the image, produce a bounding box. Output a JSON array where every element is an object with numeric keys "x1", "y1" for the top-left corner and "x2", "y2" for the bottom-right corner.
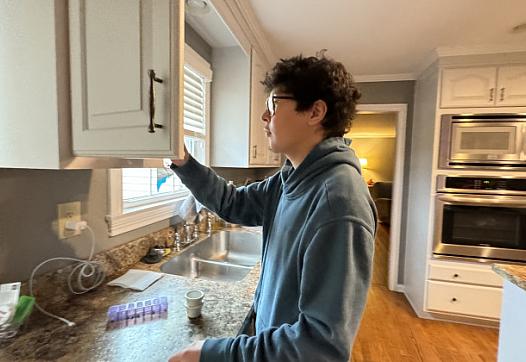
[
  {"x1": 500, "y1": 87, "x2": 505, "y2": 102},
  {"x1": 252, "y1": 145, "x2": 257, "y2": 159},
  {"x1": 451, "y1": 297, "x2": 457, "y2": 302},
  {"x1": 489, "y1": 88, "x2": 495, "y2": 102},
  {"x1": 452, "y1": 273, "x2": 459, "y2": 278},
  {"x1": 148, "y1": 69, "x2": 164, "y2": 133}
]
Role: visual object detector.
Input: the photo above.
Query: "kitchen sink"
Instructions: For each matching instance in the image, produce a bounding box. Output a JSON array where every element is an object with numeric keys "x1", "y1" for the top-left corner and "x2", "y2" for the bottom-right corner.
[{"x1": 160, "y1": 230, "x2": 262, "y2": 282}]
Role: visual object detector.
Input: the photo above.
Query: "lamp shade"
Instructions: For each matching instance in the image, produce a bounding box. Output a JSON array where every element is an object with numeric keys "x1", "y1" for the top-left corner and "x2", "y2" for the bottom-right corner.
[{"x1": 359, "y1": 158, "x2": 368, "y2": 169}]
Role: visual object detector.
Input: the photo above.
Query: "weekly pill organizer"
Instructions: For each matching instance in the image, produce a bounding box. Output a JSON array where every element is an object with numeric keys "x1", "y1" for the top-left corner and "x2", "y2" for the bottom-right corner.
[{"x1": 106, "y1": 296, "x2": 168, "y2": 330}]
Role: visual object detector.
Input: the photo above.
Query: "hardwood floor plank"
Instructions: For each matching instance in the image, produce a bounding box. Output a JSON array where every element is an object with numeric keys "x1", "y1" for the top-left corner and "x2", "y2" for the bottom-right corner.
[{"x1": 351, "y1": 224, "x2": 499, "y2": 362}]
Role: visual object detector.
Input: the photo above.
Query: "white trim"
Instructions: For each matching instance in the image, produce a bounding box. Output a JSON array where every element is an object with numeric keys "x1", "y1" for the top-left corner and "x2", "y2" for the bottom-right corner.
[
  {"x1": 105, "y1": 190, "x2": 188, "y2": 237},
  {"x1": 357, "y1": 103, "x2": 408, "y2": 292},
  {"x1": 184, "y1": 44, "x2": 213, "y2": 81},
  {"x1": 354, "y1": 73, "x2": 416, "y2": 83},
  {"x1": 231, "y1": 0, "x2": 278, "y2": 65},
  {"x1": 395, "y1": 284, "x2": 406, "y2": 293},
  {"x1": 435, "y1": 44, "x2": 526, "y2": 58}
]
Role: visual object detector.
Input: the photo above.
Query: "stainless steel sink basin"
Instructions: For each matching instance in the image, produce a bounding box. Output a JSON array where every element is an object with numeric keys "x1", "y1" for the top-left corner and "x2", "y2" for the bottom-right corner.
[{"x1": 161, "y1": 230, "x2": 262, "y2": 282}]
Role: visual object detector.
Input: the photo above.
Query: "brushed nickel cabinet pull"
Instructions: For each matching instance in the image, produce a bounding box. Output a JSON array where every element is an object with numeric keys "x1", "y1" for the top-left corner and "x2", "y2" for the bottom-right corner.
[
  {"x1": 500, "y1": 87, "x2": 505, "y2": 102},
  {"x1": 148, "y1": 69, "x2": 164, "y2": 133},
  {"x1": 489, "y1": 88, "x2": 495, "y2": 102},
  {"x1": 252, "y1": 145, "x2": 257, "y2": 159}
]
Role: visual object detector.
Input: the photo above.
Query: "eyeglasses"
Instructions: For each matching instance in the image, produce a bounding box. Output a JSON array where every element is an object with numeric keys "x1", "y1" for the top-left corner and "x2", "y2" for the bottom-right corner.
[{"x1": 265, "y1": 95, "x2": 295, "y2": 116}]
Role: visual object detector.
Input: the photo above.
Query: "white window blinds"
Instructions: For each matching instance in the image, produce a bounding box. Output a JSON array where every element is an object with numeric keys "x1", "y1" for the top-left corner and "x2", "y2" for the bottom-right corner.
[{"x1": 183, "y1": 66, "x2": 206, "y2": 135}]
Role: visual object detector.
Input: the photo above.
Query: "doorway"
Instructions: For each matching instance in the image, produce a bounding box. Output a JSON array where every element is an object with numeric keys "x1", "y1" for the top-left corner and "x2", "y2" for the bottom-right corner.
[{"x1": 349, "y1": 104, "x2": 407, "y2": 292}]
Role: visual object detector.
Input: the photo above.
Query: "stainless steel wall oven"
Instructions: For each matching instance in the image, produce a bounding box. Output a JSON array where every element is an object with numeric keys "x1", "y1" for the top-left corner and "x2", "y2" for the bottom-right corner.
[{"x1": 434, "y1": 175, "x2": 526, "y2": 262}]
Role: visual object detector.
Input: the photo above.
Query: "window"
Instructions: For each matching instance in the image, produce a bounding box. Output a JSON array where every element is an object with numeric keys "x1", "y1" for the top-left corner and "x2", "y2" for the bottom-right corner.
[{"x1": 106, "y1": 45, "x2": 212, "y2": 236}]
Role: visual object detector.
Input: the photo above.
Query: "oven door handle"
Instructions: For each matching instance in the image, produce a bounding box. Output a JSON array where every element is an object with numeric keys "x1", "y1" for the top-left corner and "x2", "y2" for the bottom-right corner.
[{"x1": 437, "y1": 194, "x2": 526, "y2": 207}]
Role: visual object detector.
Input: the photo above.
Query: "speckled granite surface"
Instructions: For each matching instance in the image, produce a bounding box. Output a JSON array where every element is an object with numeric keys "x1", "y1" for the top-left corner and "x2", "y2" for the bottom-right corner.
[
  {"x1": 493, "y1": 264, "x2": 526, "y2": 291},
  {"x1": 0, "y1": 227, "x2": 262, "y2": 362}
]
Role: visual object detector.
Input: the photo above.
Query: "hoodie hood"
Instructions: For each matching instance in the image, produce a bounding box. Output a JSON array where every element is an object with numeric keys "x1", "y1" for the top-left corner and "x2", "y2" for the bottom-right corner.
[{"x1": 280, "y1": 137, "x2": 361, "y2": 198}]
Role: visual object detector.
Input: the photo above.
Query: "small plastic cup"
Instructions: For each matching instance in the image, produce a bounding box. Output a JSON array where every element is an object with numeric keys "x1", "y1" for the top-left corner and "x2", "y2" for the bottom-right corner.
[
  {"x1": 184, "y1": 303, "x2": 202, "y2": 319},
  {"x1": 185, "y1": 290, "x2": 204, "y2": 307}
]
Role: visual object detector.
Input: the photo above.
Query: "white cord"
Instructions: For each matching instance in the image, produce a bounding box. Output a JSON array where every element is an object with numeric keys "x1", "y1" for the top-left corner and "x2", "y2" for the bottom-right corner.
[{"x1": 29, "y1": 224, "x2": 106, "y2": 327}]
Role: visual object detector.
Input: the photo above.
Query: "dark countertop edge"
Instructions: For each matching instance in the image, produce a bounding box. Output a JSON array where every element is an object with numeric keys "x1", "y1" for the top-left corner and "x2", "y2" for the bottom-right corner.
[{"x1": 492, "y1": 264, "x2": 526, "y2": 292}]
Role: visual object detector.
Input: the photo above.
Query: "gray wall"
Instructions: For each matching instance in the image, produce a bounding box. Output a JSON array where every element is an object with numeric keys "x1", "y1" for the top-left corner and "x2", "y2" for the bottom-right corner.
[
  {"x1": 356, "y1": 81, "x2": 416, "y2": 284},
  {"x1": 185, "y1": 23, "x2": 212, "y2": 63}
]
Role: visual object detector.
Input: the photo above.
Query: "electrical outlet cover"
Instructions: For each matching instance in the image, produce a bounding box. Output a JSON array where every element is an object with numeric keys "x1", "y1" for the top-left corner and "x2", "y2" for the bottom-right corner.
[{"x1": 57, "y1": 201, "x2": 81, "y2": 239}]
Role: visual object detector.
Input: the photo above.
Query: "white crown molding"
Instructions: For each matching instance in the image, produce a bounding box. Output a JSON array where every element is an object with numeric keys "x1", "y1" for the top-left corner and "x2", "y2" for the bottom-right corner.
[
  {"x1": 416, "y1": 44, "x2": 526, "y2": 78},
  {"x1": 229, "y1": 0, "x2": 278, "y2": 67},
  {"x1": 354, "y1": 73, "x2": 416, "y2": 83},
  {"x1": 435, "y1": 44, "x2": 526, "y2": 58}
]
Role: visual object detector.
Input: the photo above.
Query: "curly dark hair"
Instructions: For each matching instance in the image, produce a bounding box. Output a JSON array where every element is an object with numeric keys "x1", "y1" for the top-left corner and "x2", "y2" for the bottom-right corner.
[{"x1": 262, "y1": 52, "x2": 361, "y2": 138}]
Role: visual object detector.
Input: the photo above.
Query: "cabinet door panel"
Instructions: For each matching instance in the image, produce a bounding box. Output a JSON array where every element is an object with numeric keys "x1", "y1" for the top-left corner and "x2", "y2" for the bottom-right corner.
[
  {"x1": 497, "y1": 65, "x2": 526, "y2": 107},
  {"x1": 249, "y1": 48, "x2": 269, "y2": 165},
  {"x1": 426, "y1": 281, "x2": 502, "y2": 319},
  {"x1": 440, "y1": 67, "x2": 496, "y2": 108},
  {"x1": 69, "y1": 0, "x2": 184, "y2": 158}
]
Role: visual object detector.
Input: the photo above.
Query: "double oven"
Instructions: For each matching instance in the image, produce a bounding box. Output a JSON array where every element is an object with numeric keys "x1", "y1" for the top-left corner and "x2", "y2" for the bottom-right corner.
[{"x1": 434, "y1": 114, "x2": 526, "y2": 263}]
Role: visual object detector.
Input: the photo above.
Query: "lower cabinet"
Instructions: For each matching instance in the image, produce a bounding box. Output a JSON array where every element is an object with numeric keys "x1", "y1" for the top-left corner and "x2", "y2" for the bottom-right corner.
[{"x1": 425, "y1": 260, "x2": 503, "y2": 320}]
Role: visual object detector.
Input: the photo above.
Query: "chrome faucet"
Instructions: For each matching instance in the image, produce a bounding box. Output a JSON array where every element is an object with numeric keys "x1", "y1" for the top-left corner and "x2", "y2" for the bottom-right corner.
[
  {"x1": 206, "y1": 212, "x2": 214, "y2": 235},
  {"x1": 184, "y1": 222, "x2": 194, "y2": 244}
]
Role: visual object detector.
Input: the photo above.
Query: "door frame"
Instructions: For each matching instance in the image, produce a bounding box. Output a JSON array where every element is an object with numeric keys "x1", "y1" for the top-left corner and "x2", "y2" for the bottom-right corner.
[{"x1": 356, "y1": 103, "x2": 407, "y2": 292}]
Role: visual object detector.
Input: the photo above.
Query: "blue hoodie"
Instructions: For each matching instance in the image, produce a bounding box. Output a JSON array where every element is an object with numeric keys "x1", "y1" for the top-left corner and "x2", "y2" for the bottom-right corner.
[{"x1": 171, "y1": 137, "x2": 376, "y2": 362}]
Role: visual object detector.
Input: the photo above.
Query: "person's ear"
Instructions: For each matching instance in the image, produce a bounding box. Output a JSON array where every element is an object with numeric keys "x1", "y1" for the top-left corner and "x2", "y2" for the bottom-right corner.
[{"x1": 306, "y1": 100, "x2": 327, "y2": 126}]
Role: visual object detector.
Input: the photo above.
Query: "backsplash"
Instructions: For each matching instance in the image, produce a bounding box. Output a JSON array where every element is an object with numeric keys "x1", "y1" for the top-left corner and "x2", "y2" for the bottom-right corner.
[{"x1": 22, "y1": 224, "x2": 178, "y2": 306}]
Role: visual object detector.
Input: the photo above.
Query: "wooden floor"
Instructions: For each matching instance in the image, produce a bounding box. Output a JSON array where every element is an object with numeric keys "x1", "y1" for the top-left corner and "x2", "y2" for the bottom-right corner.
[{"x1": 351, "y1": 224, "x2": 499, "y2": 362}]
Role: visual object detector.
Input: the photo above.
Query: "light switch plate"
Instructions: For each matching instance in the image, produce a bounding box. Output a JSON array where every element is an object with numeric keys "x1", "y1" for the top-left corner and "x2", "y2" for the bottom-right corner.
[{"x1": 57, "y1": 201, "x2": 81, "y2": 239}]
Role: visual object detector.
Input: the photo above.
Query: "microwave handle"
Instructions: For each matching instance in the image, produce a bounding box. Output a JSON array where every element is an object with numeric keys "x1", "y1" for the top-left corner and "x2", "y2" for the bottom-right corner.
[{"x1": 438, "y1": 194, "x2": 526, "y2": 207}]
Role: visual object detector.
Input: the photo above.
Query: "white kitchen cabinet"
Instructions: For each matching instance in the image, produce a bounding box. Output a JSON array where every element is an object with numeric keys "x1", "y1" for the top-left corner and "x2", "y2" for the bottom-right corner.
[
  {"x1": 426, "y1": 260, "x2": 503, "y2": 320},
  {"x1": 441, "y1": 65, "x2": 526, "y2": 108},
  {"x1": 249, "y1": 49, "x2": 270, "y2": 165},
  {"x1": 249, "y1": 49, "x2": 282, "y2": 167},
  {"x1": 69, "y1": 0, "x2": 184, "y2": 158},
  {"x1": 210, "y1": 46, "x2": 280, "y2": 168},
  {"x1": 440, "y1": 67, "x2": 497, "y2": 108},
  {"x1": 426, "y1": 280, "x2": 502, "y2": 319},
  {"x1": 497, "y1": 65, "x2": 526, "y2": 107},
  {"x1": 0, "y1": 0, "x2": 184, "y2": 169}
]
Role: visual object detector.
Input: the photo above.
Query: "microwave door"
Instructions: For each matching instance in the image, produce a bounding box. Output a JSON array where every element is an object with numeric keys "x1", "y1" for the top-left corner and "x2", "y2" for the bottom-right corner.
[{"x1": 449, "y1": 122, "x2": 524, "y2": 163}]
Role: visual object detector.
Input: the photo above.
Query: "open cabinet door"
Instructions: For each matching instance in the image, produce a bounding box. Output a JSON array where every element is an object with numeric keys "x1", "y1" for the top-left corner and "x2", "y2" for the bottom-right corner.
[{"x1": 69, "y1": 0, "x2": 184, "y2": 159}]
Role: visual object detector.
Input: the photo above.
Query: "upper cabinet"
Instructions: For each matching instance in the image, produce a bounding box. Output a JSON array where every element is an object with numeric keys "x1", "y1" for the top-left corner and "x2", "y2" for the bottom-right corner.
[
  {"x1": 250, "y1": 49, "x2": 282, "y2": 167},
  {"x1": 440, "y1": 65, "x2": 526, "y2": 108},
  {"x1": 497, "y1": 65, "x2": 526, "y2": 107},
  {"x1": 69, "y1": 0, "x2": 185, "y2": 158},
  {"x1": 0, "y1": 0, "x2": 184, "y2": 169},
  {"x1": 209, "y1": 46, "x2": 280, "y2": 168}
]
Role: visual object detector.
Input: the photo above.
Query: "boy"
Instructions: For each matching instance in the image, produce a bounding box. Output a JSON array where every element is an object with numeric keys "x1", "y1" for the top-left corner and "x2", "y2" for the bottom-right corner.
[{"x1": 169, "y1": 53, "x2": 376, "y2": 362}]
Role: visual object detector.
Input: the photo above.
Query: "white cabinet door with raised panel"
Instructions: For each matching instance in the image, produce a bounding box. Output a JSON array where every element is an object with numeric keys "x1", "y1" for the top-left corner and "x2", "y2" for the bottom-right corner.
[
  {"x1": 249, "y1": 48, "x2": 270, "y2": 165},
  {"x1": 497, "y1": 65, "x2": 526, "y2": 107},
  {"x1": 69, "y1": 0, "x2": 184, "y2": 158},
  {"x1": 441, "y1": 67, "x2": 497, "y2": 108}
]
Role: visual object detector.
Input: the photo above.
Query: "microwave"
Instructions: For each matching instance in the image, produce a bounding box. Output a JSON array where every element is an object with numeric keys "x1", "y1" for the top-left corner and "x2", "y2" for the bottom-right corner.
[{"x1": 439, "y1": 114, "x2": 526, "y2": 169}]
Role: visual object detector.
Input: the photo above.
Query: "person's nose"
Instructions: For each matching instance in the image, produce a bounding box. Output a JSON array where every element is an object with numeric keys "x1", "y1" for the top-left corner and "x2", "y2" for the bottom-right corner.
[{"x1": 261, "y1": 109, "x2": 271, "y2": 124}]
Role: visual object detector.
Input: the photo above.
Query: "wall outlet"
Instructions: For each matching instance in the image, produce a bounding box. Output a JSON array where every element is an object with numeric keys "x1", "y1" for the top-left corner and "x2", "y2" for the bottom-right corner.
[{"x1": 57, "y1": 201, "x2": 81, "y2": 239}]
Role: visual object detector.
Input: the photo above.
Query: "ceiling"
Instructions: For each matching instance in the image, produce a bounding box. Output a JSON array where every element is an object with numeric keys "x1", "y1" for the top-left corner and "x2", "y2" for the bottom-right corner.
[{"x1": 248, "y1": 0, "x2": 526, "y2": 80}]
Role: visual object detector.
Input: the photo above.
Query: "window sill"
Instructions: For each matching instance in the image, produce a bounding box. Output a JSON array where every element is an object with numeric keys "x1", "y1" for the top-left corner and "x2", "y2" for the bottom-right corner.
[{"x1": 105, "y1": 195, "x2": 188, "y2": 237}]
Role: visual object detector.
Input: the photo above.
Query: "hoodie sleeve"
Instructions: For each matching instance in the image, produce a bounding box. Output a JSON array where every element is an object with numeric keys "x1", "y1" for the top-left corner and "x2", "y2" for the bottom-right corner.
[
  {"x1": 170, "y1": 156, "x2": 268, "y2": 226},
  {"x1": 199, "y1": 219, "x2": 375, "y2": 362}
]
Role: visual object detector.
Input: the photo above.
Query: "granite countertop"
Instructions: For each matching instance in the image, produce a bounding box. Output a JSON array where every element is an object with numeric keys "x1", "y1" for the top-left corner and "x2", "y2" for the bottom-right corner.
[
  {"x1": 0, "y1": 229, "x2": 261, "y2": 362},
  {"x1": 492, "y1": 264, "x2": 526, "y2": 291}
]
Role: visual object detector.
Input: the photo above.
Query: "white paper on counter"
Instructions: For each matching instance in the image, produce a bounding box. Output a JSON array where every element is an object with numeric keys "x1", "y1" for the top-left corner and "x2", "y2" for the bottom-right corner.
[{"x1": 107, "y1": 269, "x2": 164, "y2": 291}]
